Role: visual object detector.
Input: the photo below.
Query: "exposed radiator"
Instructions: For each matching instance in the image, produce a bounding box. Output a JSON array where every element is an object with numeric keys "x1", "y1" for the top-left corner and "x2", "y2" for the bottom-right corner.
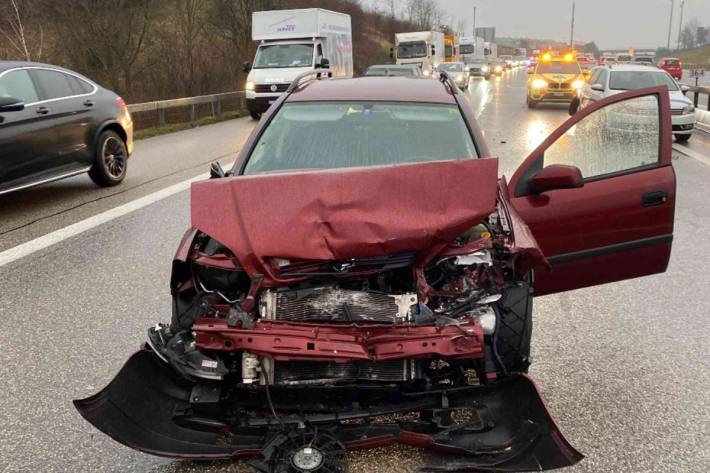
[
  {"x1": 260, "y1": 288, "x2": 417, "y2": 323},
  {"x1": 274, "y1": 360, "x2": 412, "y2": 384}
]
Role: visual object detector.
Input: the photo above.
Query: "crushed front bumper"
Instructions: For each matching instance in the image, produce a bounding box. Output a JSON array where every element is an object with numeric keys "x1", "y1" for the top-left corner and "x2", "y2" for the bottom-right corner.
[{"x1": 74, "y1": 349, "x2": 583, "y2": 471}]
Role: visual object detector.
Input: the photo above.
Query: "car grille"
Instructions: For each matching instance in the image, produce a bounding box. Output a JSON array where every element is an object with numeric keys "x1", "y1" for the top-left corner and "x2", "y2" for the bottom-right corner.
[
  {"x1": 274, "y1": 360, "x2": 411, "y2": 384},
  {"x1": 548, "y1": 82, "x2": 572, "y2": 90},
  {"x1": 671, "y1": 109, "x2": 684, "y2": 116},
  {"x1": 262, "y1": 288, "x2": 417, "y2": 323},
  {"x1": 254, "y1": 83, "x2": 289, "y2": 93}
]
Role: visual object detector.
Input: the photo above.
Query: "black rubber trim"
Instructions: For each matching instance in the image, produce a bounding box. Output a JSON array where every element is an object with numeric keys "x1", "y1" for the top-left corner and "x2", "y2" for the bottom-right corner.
[{"x1": 547, "y1": 234, "x2": 673, "y2": 265}]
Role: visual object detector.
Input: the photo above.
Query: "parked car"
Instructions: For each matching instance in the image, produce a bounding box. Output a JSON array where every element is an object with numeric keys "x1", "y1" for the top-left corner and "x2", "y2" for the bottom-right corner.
[
  {"x1": 363, "y1": 64, "x2": 422, "y2": 78},
  {"x1": 577, "y1": 65, "x2": 695, "y2": 142},
  {"x1": 435, "y1": 61, "x2": 469, "y2": 89},
  {"x1": 0, "y1": 61, "x2": 133, "y2": 196},
  {"x1": 658, "y1": 57, "x2": 683, "y2": 80},
  {"x1": 76, "y1": 73, "x2": 677, "y2": 472}
]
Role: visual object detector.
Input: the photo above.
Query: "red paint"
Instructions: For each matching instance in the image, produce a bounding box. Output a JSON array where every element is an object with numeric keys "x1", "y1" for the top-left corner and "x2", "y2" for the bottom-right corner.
[
  {"x1": 192, "y1": 158, "x2": 499, "y2": 286},
  {"x1": 194, "y1": 318, "x2": 484, "y2": 362},
  {"x1": 658, "y1": 58, "x2": 683, "y2": 80},
  {"x1": 529, "y1": 164, "x2": 583, "y2": 194},
  {"x1": 288, "y1": 77, "x2": 457, "y2": 104}
]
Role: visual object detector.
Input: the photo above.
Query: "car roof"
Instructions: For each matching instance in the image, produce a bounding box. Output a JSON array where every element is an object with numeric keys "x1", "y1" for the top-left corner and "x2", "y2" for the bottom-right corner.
[
  {"x1": 0, "y1": 60, "x2": 75, "y2": 74},
  {"x1": 287, "y1": 77, "x2": 456, "y2": 104},
  {"x1": 596, "y1": 64, "x2": 662, "y2": 72},
  {"x1": 367, "y1": 64, "x2": 416, "y2": 69}
]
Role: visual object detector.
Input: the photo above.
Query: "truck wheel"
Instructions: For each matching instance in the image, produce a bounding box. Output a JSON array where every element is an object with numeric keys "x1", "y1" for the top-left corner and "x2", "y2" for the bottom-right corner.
[
  {"x1": 674, "y1": 134, "x2": 691, "y2": 143},
  {"x1": 495, "y1": 278, "x2": 533, "y2": 373},
  {"x1": 250, "y1": 112, "x2": 261, "y2": 120},
  {"x1": 88, "y1": 130, "x2": 128, "y2": 187}
]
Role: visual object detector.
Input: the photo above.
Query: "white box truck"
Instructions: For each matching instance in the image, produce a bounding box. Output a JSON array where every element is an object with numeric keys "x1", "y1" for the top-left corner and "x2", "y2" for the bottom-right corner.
[
  {"x1": 394, "y1": 31, "x2": 445, "y2": 78},
  {"x1": 460, "y1": 36, "x2": 485, "y2": 63},
  {"x1": 244, "y1": 9, "x2": 353, "y2": 119}
]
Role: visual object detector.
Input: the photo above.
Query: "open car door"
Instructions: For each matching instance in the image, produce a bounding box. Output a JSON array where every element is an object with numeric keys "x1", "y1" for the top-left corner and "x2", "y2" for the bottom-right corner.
[{"x1": 508, "y1": 85, "x2": 676, "y2": 296}]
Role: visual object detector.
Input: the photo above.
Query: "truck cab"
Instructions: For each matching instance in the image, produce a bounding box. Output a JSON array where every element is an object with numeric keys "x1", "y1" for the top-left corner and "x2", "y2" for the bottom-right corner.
[
  {"x1": 243, "y1": 9, "x2": 353, "y2": 120},
  {"x1": 444, "y1": 34, "x2": 459, "y2": 62},
  {"x1": 394, "y1": 31, "x2": 445, "y2": 78}
]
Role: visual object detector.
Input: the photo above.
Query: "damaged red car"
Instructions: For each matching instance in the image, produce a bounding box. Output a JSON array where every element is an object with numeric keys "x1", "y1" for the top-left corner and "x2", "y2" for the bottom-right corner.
[{"x1": 75, "y1": 74, "x2": 676, "y2": 472}]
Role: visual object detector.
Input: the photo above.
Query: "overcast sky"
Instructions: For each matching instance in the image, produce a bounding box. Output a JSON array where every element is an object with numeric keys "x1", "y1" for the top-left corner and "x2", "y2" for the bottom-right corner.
[{"x1": 365, "y1": 0, "x2": 710, "y2": 50}]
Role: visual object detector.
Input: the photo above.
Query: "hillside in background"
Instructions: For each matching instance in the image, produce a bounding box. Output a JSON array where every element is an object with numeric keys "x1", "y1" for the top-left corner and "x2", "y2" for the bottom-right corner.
[
  {"x1": 675, "y1": 45, "x2": 710, "y2": 66},
  {"x1": 0, "y1": 0, "x2": 415, "y2": 102}
]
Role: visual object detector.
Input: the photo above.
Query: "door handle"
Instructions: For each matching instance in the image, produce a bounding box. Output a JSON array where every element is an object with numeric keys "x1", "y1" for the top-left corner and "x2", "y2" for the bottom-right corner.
[
  {"x1": 642, "y1": 190, "x2": 668, "y2": 207},
  {"x1": 36, "y1": 106, "x2": 50, "y2": 115},
  {"x1": 83, "y1": 100, "x2": 94, "y2": 107}
]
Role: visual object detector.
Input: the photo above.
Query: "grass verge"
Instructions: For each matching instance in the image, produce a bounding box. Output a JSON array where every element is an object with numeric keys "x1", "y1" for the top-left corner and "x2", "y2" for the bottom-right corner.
[{"x1": 134, "y1": 110, "x2": 245, "y2": 140}]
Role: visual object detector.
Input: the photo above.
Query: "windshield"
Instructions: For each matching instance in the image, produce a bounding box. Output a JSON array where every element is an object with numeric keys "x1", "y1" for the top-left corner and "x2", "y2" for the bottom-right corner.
[
  {"x1": 617, "y1": 55, "x2": 632, "y2": 61},
  {"x1": 243, "y1": 102, "x2": 478, "y2": 175},
  {"x1": 536, "y1": 61, "x2": 581, "y2": 74},
  {"x1": 460, "y1": 44, "x2": 475, "y2": 55},
  {"x1": 365, "y1": 68, "x2": 417, "y2": 77},
  {"x1": 437, "y1": 63, "x2": 464, "y2": 72},
  {"x1": 663, "y1": 59, "x2": 680, "y2": 66},
  {"x1": 609, "y1": 71, "x2": 679, "y2": 91},
  {"x1": 445, "y1": 45, "x2": 453, "y2": 56},
  {"x1": 253, "y1": 43, "x2": 314, "y2": 69},
  {"x1": 397, "y1": 41, "x2": 427, "y2": 59}
]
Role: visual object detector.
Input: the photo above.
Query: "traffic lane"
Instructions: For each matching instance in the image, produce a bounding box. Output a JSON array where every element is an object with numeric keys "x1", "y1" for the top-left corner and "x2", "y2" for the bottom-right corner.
[{"x1": 0, "y1": 117, "x2": 256, "y2": 252}]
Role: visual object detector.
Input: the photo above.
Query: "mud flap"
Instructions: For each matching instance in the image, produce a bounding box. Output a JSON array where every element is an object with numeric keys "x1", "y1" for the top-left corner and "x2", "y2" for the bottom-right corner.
[{"x1": 74, "y1": 350, "x2": 582, "y2": 470}]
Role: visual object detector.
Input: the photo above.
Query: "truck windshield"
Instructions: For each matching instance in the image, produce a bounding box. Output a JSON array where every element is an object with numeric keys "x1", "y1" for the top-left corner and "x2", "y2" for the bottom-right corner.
[
  {"x1": 398, "y1": 42, "x2": 427, "y2": 59},
  {"x1": 460, "y1": 44, "x2": 475, "y2": 55},
  {"x1": 609, "y1": 71, "x2": 679, "y2": 91},
  {"x1": 254, "y1": 44, "x2": 314, "y2": 69},
  {"x1": 243, "y1": 102, "x2": 478, "y2": 175}
]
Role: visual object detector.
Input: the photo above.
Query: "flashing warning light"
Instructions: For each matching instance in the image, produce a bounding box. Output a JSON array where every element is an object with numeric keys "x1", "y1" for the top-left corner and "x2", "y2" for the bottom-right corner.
[
  {"x1": 563, "y1": 53, "x2": 575, "y2": 62},
  {"x1": 541, "y1": 53, "x2": 553, "y2": 62}
]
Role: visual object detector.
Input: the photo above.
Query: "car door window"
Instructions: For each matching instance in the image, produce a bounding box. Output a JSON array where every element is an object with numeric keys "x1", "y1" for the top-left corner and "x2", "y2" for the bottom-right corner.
[
  {"x1": 66, "y1": 75, "x2": 94, "y2": 95},
  {"x1": 597, "y1": 69, "x2": 609, "y2": 89},
  {"x1": 543, "y1": 95, "x2": 659, "y2": 180},
  {"x1": 0, "y1": 69, "x2": 39, "y2": 103},
  {"x1": 31, "y1": 69, "x2": 75, "y2": 100},
  {"x1": 588, "y1": 69, "x2": 601, "y2": 85}
]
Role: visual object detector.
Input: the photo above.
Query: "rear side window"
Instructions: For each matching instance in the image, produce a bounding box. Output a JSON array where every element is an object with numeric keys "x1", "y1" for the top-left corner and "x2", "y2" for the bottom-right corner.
[
  {"x1": 0, "y1": 69, "x2": 39, "y2": 103},
  {"x1": 67, "y1": 75, "x2": 94, "y2": 95},
  {"x1": 31, "y1": 69, "x2": 76, "y2": 100}
]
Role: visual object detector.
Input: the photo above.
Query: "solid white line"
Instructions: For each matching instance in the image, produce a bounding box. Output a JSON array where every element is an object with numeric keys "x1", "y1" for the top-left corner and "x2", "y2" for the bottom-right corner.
[
  {"x1": 0, "y1": 163, "x2": 232, "y2": 269},
  {"x1": 672, "y1": 143, "x2": 710, "y2": 167}
]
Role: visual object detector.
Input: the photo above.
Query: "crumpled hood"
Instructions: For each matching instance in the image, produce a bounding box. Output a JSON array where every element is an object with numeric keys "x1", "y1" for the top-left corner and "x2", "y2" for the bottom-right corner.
[{"x1": 191, "y1": 158, "x2": 499, "y2": 276}]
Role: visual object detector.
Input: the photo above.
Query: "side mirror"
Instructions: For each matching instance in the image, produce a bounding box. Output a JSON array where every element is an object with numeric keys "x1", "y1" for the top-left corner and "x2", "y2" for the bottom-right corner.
[
  {"x1": 0, "y1": 96, "x2": 25, "y2": 112},
  {"x1": 591, "y1": 83, "x2": 604, "y2": 92},
  {"x1": 241, "y1": 61, "x2": 251, "y2": 73},
  {"x1": 317, "y1": 57, "x2": 330, "y2": 69},
  {"x1": 431, "y1": 45, "x2": 436, "y2": 55},
  {"x1": 389, "y1": 47, "x2": 394, "y2": 59},
  {"x1": 568, "y1": 96, "x2": 580, "y2": 116},
  {"x1": 529, "y1": 164, "x2": 583, "y2": 194},
  {"x1": 680, "y1": 84, "x2": 690, "y2": 93},
  {"x1": 209, "y1": 161, "x2": 226, "y2": 179}
]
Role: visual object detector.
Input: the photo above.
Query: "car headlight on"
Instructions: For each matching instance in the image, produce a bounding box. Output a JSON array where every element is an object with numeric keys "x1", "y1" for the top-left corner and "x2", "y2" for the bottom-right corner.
[
  {"x1": 494, "y1": 65, "x2": 503, "y2": 73},
  {"x1": 532, "y1": 79, "x2": 548, "y2": 89},
  {"x1": 456, "y1": 74, "x2": 464, "y2": 81},
  {"x1": 246, "y1": 81, "x2": 255, "y2": 91},
  {"x1": 572, "y1": 79, "x2": 584, "y2": 89},
  {"x1": 423, "y1": 69, "x2": 431, "y2": 77},
  {"x1": 482, "y1": 65, "x2": 489, "y2": 72},
  {"x1": 681, "y1": 104, "x2": 695, "y2": 115}
]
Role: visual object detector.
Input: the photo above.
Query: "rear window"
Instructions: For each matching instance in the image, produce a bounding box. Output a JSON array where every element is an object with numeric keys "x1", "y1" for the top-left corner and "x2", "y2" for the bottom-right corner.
[
  {"x1": 536, "y1": 61, "x2": 581, "y2": 74},
  {"x1": 609, "y1": 71, "x2": 679, "y2": 91},
  {"x1": 663, "y1": 59, "x2": 679, "y2": 67},
  {"x1": 365, "y1": 68, "x2": 416, "y2": 77},
  {"x1": 243, "y1": 102, "x2": 478, "y2": 175}
]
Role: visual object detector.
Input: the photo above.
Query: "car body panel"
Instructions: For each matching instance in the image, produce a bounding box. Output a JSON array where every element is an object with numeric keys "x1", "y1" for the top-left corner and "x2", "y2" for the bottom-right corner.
[
  {"x1": 509, "y1": 86, "x2": 675, "y2": 295},
  {"x1": 528, "y1": 59, "x2": 583, "y2": 103}
]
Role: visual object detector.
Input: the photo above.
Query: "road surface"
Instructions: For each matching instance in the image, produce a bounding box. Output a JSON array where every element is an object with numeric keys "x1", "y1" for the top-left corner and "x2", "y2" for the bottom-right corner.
[{"x1": 1, "y1": 68, "x2": 708, "y2": 473}]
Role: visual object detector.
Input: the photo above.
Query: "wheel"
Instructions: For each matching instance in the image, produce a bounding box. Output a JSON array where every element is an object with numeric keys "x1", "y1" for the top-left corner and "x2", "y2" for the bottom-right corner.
[
  {"x1": 526, "y1": 97, "x2": 538, "y2": 109},
  {"x1": 88, "y1": 130, "x2": 128, "y2": 187},
  {"x1": 495, "y1": 278, "x2": 533, "y2": 373},
  {"x1": 674, "y1": 133, "x2": 691, "y2": 143},
  {"x1": 250, "y1": 111, "x2": 262, "y2": 120},
  {"x1": 484, "y1": 74, "x2": 490, "y2": 80}
]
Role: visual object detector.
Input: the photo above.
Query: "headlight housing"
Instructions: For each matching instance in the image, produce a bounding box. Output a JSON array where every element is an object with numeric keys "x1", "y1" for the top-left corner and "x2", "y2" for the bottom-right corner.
[
  {"x1": 246, "y1": 81, "x2": 255, "y2": 91},
  {"x1": 532, "y1": 79, "x2": 548, "y2": 89},
  {"x1": 494, "y1": 65, "x2": 503, "y2": 72},
  {"x1": 682, "y1": 104, "x2": 695, "y2": 115},
  {"x1": 572, "y1": 79, "x2": 584, "y2": 89}
]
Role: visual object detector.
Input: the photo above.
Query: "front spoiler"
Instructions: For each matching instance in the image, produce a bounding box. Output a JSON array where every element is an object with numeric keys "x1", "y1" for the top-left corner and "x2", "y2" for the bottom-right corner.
[{"x1": 74, "y1": 350, "x2": 583, "y2": 471}]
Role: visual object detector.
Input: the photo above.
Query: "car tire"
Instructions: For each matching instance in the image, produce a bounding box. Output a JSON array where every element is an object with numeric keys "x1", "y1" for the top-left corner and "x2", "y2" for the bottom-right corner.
[
  {"x1": 250, "y1": 112, "x2": 261, "y2": 120},
  {"x1": 495, "y1": 278, "x2": 533, "y2": 373},
  {"x1": 88, "y1": 130, "x2": 128, "y2": 187},
  {"x1": 674, "y1": 134, "x2": 691, "y2": 143},
  {"x1": 526, "y1": 97, "x2": 538, "y2": 109}
]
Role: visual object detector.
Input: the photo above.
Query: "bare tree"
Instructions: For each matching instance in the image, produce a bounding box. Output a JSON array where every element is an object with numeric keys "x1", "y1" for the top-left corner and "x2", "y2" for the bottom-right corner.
[
  {"x1": 406, "y1": 0, "x2": 441, "y2": 30},
  {"x1": 679, "y1": 18, "x2": 700, "y2": 49},
  {"x1": 0, "y1": 0, "x2": 43, "y2": 60}
]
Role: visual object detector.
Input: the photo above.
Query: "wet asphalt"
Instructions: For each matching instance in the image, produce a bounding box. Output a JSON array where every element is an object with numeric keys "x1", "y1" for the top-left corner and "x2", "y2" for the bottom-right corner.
[{"x1": 1, "y1": 69, "x2": 709, "y2": 473}]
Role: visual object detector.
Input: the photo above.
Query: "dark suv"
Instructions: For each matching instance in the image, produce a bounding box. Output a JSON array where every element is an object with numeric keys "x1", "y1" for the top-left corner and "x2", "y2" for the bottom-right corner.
[{"x1": 0, "y1": 61, "x2": 133, "y2": 195}]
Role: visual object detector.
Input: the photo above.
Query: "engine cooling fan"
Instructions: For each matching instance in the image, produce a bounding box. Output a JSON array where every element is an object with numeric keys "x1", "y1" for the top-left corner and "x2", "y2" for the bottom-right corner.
[{"x1": 249, "y1": 428, "x2": 348, "y2": 473}]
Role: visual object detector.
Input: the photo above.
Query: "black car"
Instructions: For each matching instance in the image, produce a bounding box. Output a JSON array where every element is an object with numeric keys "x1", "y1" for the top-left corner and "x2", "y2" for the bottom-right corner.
[{"x1": 0, "y1": 61, "x2": 133, "y2": 195}]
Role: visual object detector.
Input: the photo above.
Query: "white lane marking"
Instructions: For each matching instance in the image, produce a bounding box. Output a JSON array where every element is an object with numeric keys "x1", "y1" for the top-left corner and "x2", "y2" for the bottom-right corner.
[
  {"x1": 672, "y1": 143, "x2": 710, "y2": 167},
  {"x1": 0, "y1": 162, "x2": 233, "y2": 269}
]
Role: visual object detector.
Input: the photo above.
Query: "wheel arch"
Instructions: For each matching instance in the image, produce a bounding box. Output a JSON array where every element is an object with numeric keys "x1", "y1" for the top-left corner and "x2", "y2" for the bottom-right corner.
[{"x1": 92, "y1": 120, "x2": 128, "y2": 156}]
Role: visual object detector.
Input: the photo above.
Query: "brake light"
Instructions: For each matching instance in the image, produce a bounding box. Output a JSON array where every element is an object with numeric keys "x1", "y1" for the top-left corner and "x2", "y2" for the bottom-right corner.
[{"x1": 116, "y1": 97, "x2": 127, "y2": 112}]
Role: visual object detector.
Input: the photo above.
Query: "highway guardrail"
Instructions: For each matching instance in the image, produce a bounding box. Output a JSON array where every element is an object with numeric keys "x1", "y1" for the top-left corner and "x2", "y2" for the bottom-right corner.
[{"x1": 128, "y1": 91, "x2": 246, "y2": 129}]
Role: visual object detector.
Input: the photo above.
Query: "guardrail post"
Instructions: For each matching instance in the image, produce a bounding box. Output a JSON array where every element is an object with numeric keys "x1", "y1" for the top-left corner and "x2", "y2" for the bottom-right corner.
[
  {"x1": 189, "y1": 104, "x2": 196, "y2": 122},
  {"x1": 216, "y1": 98, "x2": 222, "y2": 117},
  {"x1": 694, "y1": 91, "x2": 700, "y2": 108},
  {"x1": 158, "y1": 106, "x2": 166, "y2": 127}
]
